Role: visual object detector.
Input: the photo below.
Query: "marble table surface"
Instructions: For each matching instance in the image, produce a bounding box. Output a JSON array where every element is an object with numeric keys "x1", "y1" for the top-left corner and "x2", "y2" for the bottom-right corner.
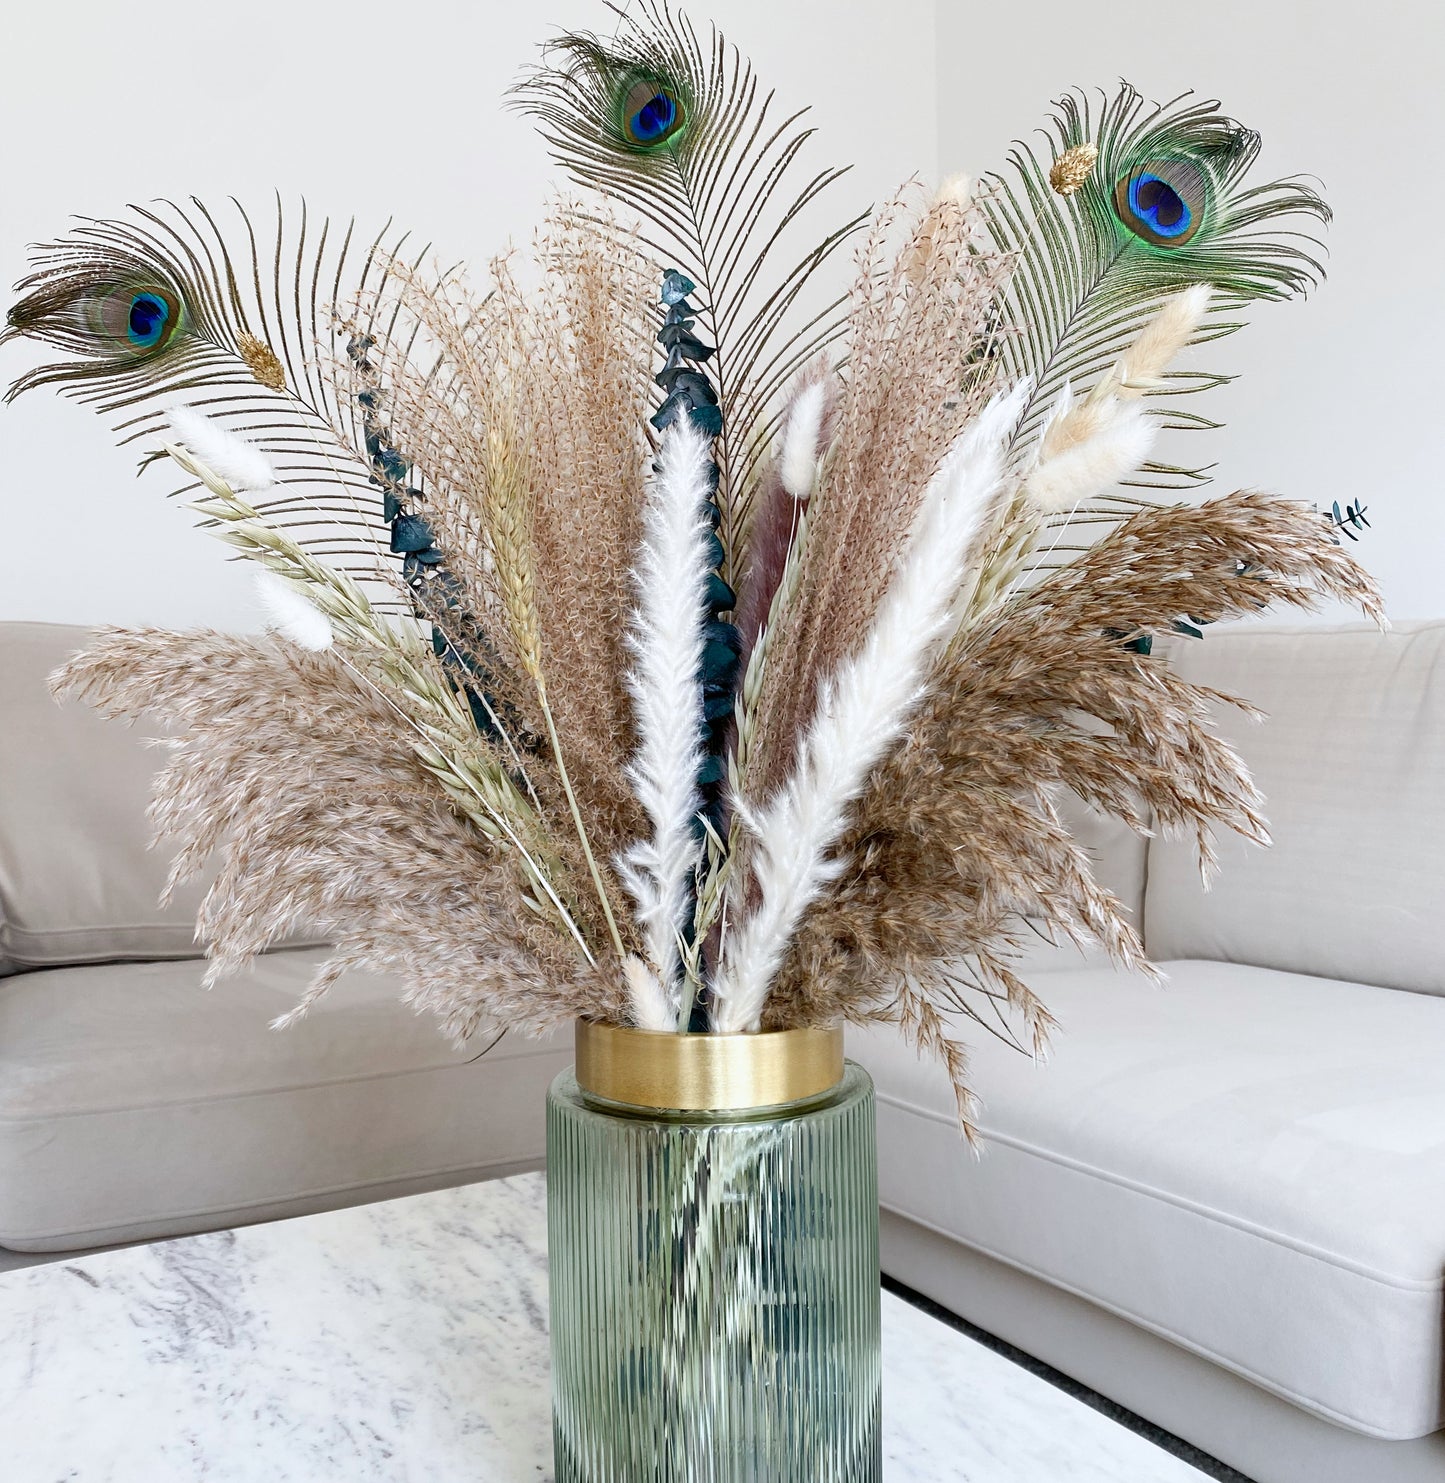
[{"x1": 0, "y1": 1173, "x2": 1212, "y2": 1482}]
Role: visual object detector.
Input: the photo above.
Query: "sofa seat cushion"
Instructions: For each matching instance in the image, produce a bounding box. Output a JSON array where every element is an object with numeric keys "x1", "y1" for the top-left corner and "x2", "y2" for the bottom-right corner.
[
  {"x1": 855, "y1": 961, "x2": 1445, "y2": 1441},
  {"x1": 0, "y1": 622, "x2": 212, "y2": 971},
  {"x1": 0, "y1": 949, "x2": 569, "y2": 1252}
]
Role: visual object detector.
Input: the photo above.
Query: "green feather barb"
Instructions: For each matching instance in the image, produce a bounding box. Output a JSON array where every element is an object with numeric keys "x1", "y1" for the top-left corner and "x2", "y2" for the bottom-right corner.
[{"x1": 987, "y1": 85, "x2": 1329, "y2": 455}]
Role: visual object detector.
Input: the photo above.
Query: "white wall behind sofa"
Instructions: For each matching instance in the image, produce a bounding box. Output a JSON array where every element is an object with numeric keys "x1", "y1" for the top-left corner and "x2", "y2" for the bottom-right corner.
[
  {"x1": 0, "y1": 0, "x2": 935, "y2": 630},
  {"x1": 935, "y1": 0, "x2": 1445, "y2": 620}
]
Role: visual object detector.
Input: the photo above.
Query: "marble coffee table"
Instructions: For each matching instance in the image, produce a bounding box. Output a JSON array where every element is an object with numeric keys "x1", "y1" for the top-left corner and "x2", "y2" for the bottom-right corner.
[{"x1": 0, "y1": 1173, "x2": 1216, "y2": 1481}]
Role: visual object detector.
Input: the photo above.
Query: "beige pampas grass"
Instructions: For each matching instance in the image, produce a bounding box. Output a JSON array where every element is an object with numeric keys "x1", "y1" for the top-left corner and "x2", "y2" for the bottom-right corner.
[
  {"x1": 335, "y1": 210, "x2": 658, "y2": 926},
  {"x1": 747, "y1": 183, "x2": 1013, "y2": 801},
  {"x1": 765, "y1": 488, "x2": 1382, "y2": 1125},
  {"x1": 51, "y1": 631, "x2": 624, "y2": 1038}
]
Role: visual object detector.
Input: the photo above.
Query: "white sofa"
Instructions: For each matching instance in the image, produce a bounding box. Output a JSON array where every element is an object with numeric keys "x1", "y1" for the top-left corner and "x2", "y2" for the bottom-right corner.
[
  {"x1": 858, "y1": 620, "x2": 1445, "y2": 1483},
  {"x1": 2, "y1": 618, "x2": 1441, "y2": 1483},
  {"x1": 0, "y1": 622, "x2": 571, "y2": 1260}
]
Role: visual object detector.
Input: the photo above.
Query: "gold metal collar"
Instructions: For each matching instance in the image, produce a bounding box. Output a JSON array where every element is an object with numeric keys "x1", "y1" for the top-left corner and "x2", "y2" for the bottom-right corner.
[{"x1": 574, "y1": 1020, "x2": 844, "y2": 1113}]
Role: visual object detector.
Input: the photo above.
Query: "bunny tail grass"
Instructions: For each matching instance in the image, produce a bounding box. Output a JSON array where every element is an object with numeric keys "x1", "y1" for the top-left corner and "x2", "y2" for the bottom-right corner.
[
  {"x1": 168, "y1": 405, "x2": 278, "y2": 494},
  {"x1": 253, "y1": 569, "x2": 335, "y2": 652},
  {"x1": 714, "y1": 383, "x2": 1030, "y2": 1030}
]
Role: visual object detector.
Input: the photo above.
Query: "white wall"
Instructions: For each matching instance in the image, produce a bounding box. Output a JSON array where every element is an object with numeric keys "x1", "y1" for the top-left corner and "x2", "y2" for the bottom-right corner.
[
  {"x1": 936, "y1": 0, "x2": 1445, "y2": 620},
  {"x1": 0, "y1": 0, "x2": 936, "y2": 629},
  {"x1": 12, "y1": 2, "x2": 1435, "y2": 627}
]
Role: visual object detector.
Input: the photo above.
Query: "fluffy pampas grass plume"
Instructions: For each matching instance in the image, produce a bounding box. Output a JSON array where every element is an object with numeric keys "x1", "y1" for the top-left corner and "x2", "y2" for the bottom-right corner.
[
  {"x1": 1022, "y1": 287, "x2": 1213, "y2": 516},
  {"x1": 1024, "y1": 389, "x2": 1155, "y2": 514},
  {"x1": 1118, "y1": 284, "x2": 1212, "y2": 391},
  {"x1": 779, "y1": 379, "x2": 829, "y2": 500},
  {"x1": 615, "y1": 421, "x2": 716, "y2": 1029},
  {"x1": 734, "y1": 366, "x2": 839, "y2": 664},
  {"x1": 714, "y1": 382, "x2": 1030, "y2": 1031}
]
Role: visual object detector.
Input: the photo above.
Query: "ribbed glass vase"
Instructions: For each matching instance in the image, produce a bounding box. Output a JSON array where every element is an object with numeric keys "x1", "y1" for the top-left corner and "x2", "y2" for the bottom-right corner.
[{"x1": 547, "y1": 1023, "x2": 881, "y2": 1483}]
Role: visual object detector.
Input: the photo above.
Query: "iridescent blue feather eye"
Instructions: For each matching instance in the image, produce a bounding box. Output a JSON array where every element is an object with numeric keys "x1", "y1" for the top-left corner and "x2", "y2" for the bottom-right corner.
[
  {"x1": 127, "y1": 293, "x2": 170, "y2": 348},
  {"x1": 622, "y1": 77, "x2": 686, "y2": 148},
  {"x1": 1113, "y1": 158, "x2": 1208, "y2": 248},
  {"x1": 84, "y1": 284, "x2": 183, "y2": 354}
]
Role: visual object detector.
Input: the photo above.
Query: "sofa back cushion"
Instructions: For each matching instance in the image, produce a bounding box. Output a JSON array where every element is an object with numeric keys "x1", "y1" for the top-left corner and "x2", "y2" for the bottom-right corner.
[
  {"x1": 1144, "y1": 621, "x2": 1445, "y2": 994},
  {"x1": 0, "y1": 622, "x2": 210, "y2": 973}
]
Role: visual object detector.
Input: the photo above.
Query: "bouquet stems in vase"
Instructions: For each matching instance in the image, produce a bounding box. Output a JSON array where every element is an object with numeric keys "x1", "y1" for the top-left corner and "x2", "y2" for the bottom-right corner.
[
  {"x1": 1, "y1": 4, "x2": 1380, "y2": 1478},
  {"x1": 549, "y1": 1025, "x2": 879, "y2": 1480}
]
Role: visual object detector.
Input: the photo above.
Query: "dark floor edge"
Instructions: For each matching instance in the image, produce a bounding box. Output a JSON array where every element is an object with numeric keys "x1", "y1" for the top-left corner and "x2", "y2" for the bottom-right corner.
[{"x1": 882, "y1": 1274, "x2": 1257, "y2": 1483}]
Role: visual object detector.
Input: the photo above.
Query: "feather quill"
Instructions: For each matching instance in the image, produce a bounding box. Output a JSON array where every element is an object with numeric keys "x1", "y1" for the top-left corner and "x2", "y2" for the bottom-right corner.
[
  {"x1": 616, "y1": 421, "x2": 716, "y2": 1026},
  {"x1": 715, "y1": 383, "x2": 1030, "y2": 1031}
]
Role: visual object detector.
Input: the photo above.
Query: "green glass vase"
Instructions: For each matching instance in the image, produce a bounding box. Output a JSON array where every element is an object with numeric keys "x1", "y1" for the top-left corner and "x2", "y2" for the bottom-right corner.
[{"x1": 547, "y1": 1022, "x2": 881, "y2": 1483}]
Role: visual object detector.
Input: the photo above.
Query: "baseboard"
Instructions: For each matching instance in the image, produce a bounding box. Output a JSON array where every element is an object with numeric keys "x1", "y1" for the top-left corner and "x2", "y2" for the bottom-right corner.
[{"x1": 881, "y1": 1210, "x2": 1445, "y2": 1483}]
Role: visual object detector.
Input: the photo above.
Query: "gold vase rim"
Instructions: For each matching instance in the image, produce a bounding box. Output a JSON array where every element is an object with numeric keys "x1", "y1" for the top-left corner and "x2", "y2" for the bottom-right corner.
[{"x1": 573, "y1": 1019, "x2": 844, "y2": 1113}]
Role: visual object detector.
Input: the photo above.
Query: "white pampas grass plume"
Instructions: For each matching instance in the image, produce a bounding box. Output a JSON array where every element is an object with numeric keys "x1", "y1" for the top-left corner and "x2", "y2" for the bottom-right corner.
[
  {"x1": 714, "y1": 383, "x2": 1030, "y2": 1031},
  {"x1": 622, "y1": 955, "x2": 673, "y2": 1034},
  {"x1": 779, "y1": 380, "x2": 828, "y2": 499},
  {"x1": 1024, "y1": 393, "x2": 1155, "y2": 514},
  {"x1": 615, "y1": 420, "x2": 715, "y2": 1027},
  {"x1": 168, "y1": 405, "x2": 278, "y2": 494},
  {"x1": 1117, "y1": 285, "x2": 1212, "y2": 392},
  {"x1": 254, "y1": 568, "x2": 334, "y2": 652},
  {"x1": 1020, "y1": 289, "x2": 1209, "y2": 518}
]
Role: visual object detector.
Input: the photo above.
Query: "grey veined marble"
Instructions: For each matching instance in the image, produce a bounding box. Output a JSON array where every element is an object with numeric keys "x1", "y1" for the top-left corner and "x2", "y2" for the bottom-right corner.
[{"x1": 0, "y1": 1173, "x2": 1211, "y2": 1481}]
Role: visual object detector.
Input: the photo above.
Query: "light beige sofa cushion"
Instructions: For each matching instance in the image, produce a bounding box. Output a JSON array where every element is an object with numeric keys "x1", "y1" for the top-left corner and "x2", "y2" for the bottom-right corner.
[
  {"x1": 1145, "y1": 621, "x2": 1445, "y2": 994},
  {"x1": 0, "y1": 622, "x2": 210, "y2": 972},
  {"x1": 857, "y1": 959, "x2": 1445, "y2": 1441},
  {"x1": 0, "y1": 948, "x2": 569, "y2": 1251}
]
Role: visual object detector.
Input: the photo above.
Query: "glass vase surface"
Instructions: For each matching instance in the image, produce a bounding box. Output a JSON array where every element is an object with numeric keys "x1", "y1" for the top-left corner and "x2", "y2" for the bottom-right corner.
[{"x1": 547, "y1": 1055, "x2": 881, "y2": 1483}]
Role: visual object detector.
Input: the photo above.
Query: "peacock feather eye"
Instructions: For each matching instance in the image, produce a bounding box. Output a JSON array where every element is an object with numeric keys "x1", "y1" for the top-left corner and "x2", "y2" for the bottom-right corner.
[
  {"x1": 621, "y1": 76, "x2": 686, "y2": 149},
  {"x1": 1113, "y1": 158, "x2": 1209, "y2": 248},
  {"x1": 126, "y1": 292, "x2": 170, "y2": 347},
  {"x1": 85, "y1": 285, "x2": 184, "y2": 354}
]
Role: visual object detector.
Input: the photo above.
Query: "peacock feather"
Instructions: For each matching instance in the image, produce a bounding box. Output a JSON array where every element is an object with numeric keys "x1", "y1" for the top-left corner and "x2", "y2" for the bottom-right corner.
[
  {"x1": 983, "y1": 85, "x2": 1329, "y2": 565},
  {"x1": 2, "y1": 197, "x2": 520, "y2": 734},
  {"x1": 513, "y1": 0, "x2": 868, "y2": 576},
  {"x1": 1, "y1": 196, "x2": 433, "y2": 580}
]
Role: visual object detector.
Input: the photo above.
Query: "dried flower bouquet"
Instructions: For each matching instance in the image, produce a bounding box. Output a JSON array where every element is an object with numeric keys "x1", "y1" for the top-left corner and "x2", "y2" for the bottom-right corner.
[{"x1": 3, "y1": 4, "x2": 1380, "y2": 1129}]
